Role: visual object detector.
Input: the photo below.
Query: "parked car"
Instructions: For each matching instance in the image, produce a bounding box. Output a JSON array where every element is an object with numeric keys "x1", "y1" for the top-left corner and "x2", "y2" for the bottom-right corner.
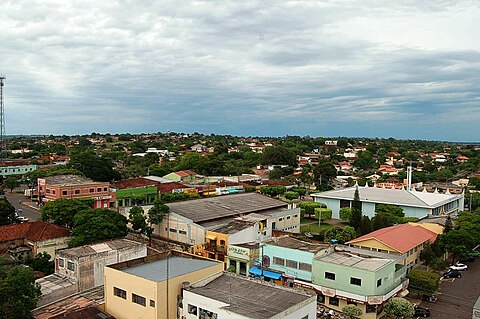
[
  {"x1": 414, "y1": 306, "x2": 431, "y2": 317},
  {"x1": 469, "y1": 250, "x2": 480, "y2": 257},
  {"x1": 449, "y1": 263, "x2": 468, "y2": 271},
  {"x1": 421, "y1": 294, "x2": 438, "y2": 303},
  {"x1": 17, "y1": 208, "x2": 23, "y2": 214},
  {"x1": 443, "y1": 270, "x2": 461, "y2": 278},
  {"x1": 17, "y1": 216, "x2": 29, "y2": 222}
]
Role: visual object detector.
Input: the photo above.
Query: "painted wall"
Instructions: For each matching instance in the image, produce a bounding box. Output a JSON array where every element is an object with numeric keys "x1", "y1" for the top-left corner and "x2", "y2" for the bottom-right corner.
[
  {"x1": 34, "y1": 236, "x2": 71, "y2": 260},
  {"x1": 182, "y1": 289, "x2": 317, "y2": 319},
  {"x1": 269, "y1": 207, "x2": 301, "y2": 233},
  {"x1": 263, "y1": 244, "x2": 315, "y2": 282},
  {"x1": 104, "y1": 260, "x2": 224, "y2": 319},
  {"x1": 0, "y1": 164, "x2": 37, "y2": 176}
]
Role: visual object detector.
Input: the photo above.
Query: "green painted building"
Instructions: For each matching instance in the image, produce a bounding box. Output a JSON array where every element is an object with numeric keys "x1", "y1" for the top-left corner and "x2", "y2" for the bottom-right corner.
[
  {"x1": 111, "y1": 178, "x2": 159, "y2": 208},
  {"x1": 308, "y1": 246, "x2": 409, "y2": 319}
]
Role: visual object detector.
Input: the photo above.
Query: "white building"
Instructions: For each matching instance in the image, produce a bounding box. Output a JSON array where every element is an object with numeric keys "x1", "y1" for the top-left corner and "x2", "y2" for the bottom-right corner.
[
  {"x1": 181, "y1": 273, "x2": 317, "y2": 319},
  {"x1": 312, "y1": 185, "x2": 464, "y2": 219}
]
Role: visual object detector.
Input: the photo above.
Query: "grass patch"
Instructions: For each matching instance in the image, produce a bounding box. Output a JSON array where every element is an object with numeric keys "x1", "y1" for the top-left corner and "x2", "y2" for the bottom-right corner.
[
  {"x1": 300, "y1": 217, "x2": 317, "y2": 224},
  {"x1": 300, "y1": 223, "x2": 333, "y2": 234}
]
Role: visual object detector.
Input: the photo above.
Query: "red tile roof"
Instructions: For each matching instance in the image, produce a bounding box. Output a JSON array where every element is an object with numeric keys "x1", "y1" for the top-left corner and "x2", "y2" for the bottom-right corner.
[
  {"x1": 111, "y1": 177, "x2": 158, "y2": 189},
  {"x1": 0, "y1": 221, "x2": 70, "y2": 242},
  {"x1": 346, "y1": 223, "x2": 437, "y2": 254},
  {"x1": 158, "y1": 182, "x2": 190, "y2": 193},
  {"x1": 175, "y1": 170, "x2": 198, "y2": 177}
]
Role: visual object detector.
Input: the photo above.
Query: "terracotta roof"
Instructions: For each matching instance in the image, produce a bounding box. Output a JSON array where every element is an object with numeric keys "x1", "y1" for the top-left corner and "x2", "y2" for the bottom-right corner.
[
  {"x1": 346, "y1": 223, "x2": 437, "y2": 254},
  {"x1": 175, "y1": 170, "x2": 198, "y2": 177},
  {"x1": 111, "y1": 177, "x2": 158, "y2": 189},
  {"x1": 158, "y1": 181, "x2": 190, "y2": 193},
  {"x1": 0, "y1": 221, "x2": 70, "y2": 242}
]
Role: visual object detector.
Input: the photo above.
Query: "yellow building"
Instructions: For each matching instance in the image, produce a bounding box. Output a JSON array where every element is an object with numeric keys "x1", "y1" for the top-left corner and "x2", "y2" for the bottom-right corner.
[
  {"x1": 346, "y1": 223, "x2": 438, "y2": 271},
  {"x1": 196, "y1": 214, "x2": 270, "y2": 263},
  {"x1": 104, "y1": 252, "x2": 224, "y2": 319}
]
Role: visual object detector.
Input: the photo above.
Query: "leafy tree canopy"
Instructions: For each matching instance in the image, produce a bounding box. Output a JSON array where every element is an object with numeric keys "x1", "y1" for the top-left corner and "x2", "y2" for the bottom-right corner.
[
  {"x1": 69, "y1": 209, "x2": 128, "y2": 247},
  {"x1": 69, "y1": 150, "x2": 121, "y2": 182},
  {"x1": 324, "y1": 226, "x2": 356, "y2": 243},
  {"x1": 0, "y1": 197, "x2": 16, "y2": 226},
  {"x1": 407, "y1": 269, "x2": 440, "y2": 296},
  {"x1": 40, "y1": 198, "x2": 93, "y2": 229},
  {"x1": 384, "y1": 297, "x2": 414, "y2": 319}
]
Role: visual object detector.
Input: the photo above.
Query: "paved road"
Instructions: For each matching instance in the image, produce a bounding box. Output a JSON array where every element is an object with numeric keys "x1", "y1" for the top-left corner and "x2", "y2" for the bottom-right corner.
[
  {"x1": 424, "y1": 253, "x2": 480, "y2": 319},
  {"x1": 5, "y1": 191, "x2": 41, "y2": 222}
]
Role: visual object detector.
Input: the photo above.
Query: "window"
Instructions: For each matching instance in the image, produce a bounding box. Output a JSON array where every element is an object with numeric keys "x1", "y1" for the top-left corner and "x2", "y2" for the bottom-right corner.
[
  {"x1": 62, "y1": 190, "x2": 68, "y2": 196},
  {"x1": 150, "y1": 300, "x2": 155, "y2": 307},
  {"x1": 286, "y1": 259, "x2": 298, "y2": 269},
  {"x1": 103, "y1": 187, "x2": 108, "y2": 192},
  {"x1": 273, "y1": 257, "x2": 285, "y2": 266},
  {"x1": 340, "y1": 199, "x2": 351, "y2": 208},
  {"x1": 46, "y1": 189, "x2": 51, "y2": 194},
  {"x1": 366, "y1": 305, "x2": 377, "y2": 313},
  {"x1": 58, "y1": 258, "x2": 64, "y2": 267},
  {"x1": 287, "y1": 216, "x2": 291, "y2": 219},
  {"x1": 89, "y1": 188, "x2": 94, "y2": 193},
  {"x1": 350, "y1": 277, "x2": 362, "y2": 286},
  {"x1": 97, "y1": 188, "x2": 102, "y2": 192},
  {"x1": 52, "y1": 190, "x2": 56, "y2": 194},
  {"x1": 299, "y1": 262, "x2": 312, "y2": 272},
  {"x1": 132, "y1": 293, "x2": 146, "y2": 306},
  {"x1": 199, "y1": 308, "x2": 217, "y2": 319},
  {"x1": 219, "y1": 240, "x2": 226, "y2": 246},
  {"x1": 317, "y1": 294, "x2": 325, "y2": 304},
  {"x1": 329, "y1": 297, "x2": 339, "y2": 306},
  {"x1": 169, "y1": 228, "x2": 177, "y2": 233},
  {"x1": 325, "y1": 272, "x2": 335, "y2": 280},
  {"x1": 279, "y1": 218, "x2": 283, "y2": 221},
  {"x1": 179, "y1": 230, "x2": 187, "y2": 235},
  {"x1": 294, "y1": 214, "x2": 298, "y2": 218},
  {"x1": 377, "y1": 278, "x2": 382, "y2": 287},
  {"x1": 188, "y1": 304, "x2": 198, "y2": 315},
  {"x1": 113, "y1": 287, "x2": 126, "y2": 299},
  {"x1": 74, "y1": 189, "x2": 80, "y2": 194},
  {"x1": 67, "y1": 261, "x2": 75, "y2": 271}
]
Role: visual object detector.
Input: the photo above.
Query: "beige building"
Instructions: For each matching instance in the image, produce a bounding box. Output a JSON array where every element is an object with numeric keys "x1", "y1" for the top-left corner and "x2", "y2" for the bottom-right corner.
[{"x1": 104, "y1": 252, "x2": 224, "y2": 319}]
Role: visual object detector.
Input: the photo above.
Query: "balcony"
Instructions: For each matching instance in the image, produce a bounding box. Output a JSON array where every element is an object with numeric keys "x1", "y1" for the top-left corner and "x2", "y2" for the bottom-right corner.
[{"x1": 204, "y1": 245, "x2": 226, "y2": 254}]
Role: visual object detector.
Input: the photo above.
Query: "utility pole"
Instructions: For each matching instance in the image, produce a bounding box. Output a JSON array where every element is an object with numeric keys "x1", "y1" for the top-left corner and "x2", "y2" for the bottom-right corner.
[{"x1": 0, "y1": 76, "x2": 5, "y2": 161}]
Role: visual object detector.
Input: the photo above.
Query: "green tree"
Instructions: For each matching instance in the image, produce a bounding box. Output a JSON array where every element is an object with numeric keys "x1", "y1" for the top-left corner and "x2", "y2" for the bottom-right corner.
[
  {"x1": 268, "y1": 166, "x2": 294, "y2": 179},
  {"x1": 313, "y1": 160, "x2": 337, "y2": 187},
  {"x1": 259, "y1": 185, "x2": 287, "y2": 198},
  {"x1": 290, "y1": 186, "x2": 307, "y2": 198},
  {"x1": 69, "y1": 209, "x2": 128, "y2": 247},
  {"x1": 358, "y1": 215, "x2": 373, "y2": 236},
  {"x1": 40, "y1": 198, "x2": 93, "y2": 229},
  {"x1": 284, "y1": 191, "x2": 299, "y2": 200},
  {"x1": 419, "y1": 244, "x2": 436, "y2": 266},
  {"x1": 384, "y1": 297, "x2": 414, "y2": 319},
  {"x1": 324, "y1": 226, "x2": 356, "y2": 243},
  {"x1": 159, "y1": 192, "x2": 201, "y2": 203},
  {"x1": 147, "y1": 199, "x2": 169, "y2": 241},
  {"x1": 261, "y1": 146, "x2": 297, "y2": 167},
  {"x1": 339, "y1": 207, "x2": 352, "y2": 221},
  {"x1": 407, "y1": 269, "x2": 440, "y2": 296},
  {"x1": 314, "y1": 208, "x2": 332, "y2": 220},
  {"x1": 342, "y1": 305, "x2": 362, "y2": 319},
  {"x1": 0, "y1": 265, "x2": 42, "y2": 319},
  {"x1": 28, "y1": 252, "x2": 54, "y2": 275},
  {"x1": 4, "y1": 176, "x2": 20, "y2": 193},
  {"x1": 442, "y1": 228, "x2": 476, "y2": 263},
  {"x1": 375, "y1": 204, "x2": 404, "y2": 218},
  {"x1": 128, "y1": 206, "x2": 147, "y2": 233},
  {"x1": 69, "y1": 150, "x2": 121, "y2": 182},
  {"x1": 443, "y1": 215, "x2": 453, "y2": 234},
  {"x1": 299, "y1": 201, "x2": 323, "y2": 218},
  {"x1": 0, "y1": 197, "x2": 16, "y2": 226},
  {"x1": 354, "y1": 151, "x2": 376, "y2": 170},
  {"x1": 350, "y1": 187, "x2": 362, "y2": 229}
]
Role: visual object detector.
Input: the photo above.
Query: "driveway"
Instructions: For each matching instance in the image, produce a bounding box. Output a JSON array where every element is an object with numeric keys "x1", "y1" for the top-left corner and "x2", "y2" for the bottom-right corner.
[
  {"x1": 422, "y1": 254, "x2": 480, "y2": 319},
  {"x1": 5, "y1": 191, "x2": 41, "y2": 222}
]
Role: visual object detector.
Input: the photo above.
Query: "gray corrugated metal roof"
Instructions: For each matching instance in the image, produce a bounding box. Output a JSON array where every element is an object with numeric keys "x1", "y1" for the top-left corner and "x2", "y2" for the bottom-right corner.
[
  {"x1": 312, "y1": 186, "x2": 461, "y2": 208},
  {"x1": 44, "y1": 174, "x2": 96, "y2": 186},
  {"x1": 166, "y1": 193, "x2": 287, "y2": 223},
  {"x1": 187, "y1": 273, "x2": 313, "y2": 319},
  {"x1": 58, "y1": 239, "x2": 143, "y2": 258},
  {"x1": 121, "y1": 256, "x2": 220, "y2": 282}
]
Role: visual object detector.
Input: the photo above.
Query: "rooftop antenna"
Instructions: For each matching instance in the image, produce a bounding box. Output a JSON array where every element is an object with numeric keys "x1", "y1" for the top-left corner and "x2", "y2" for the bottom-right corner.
[{"x1": 0, "y1": 75, "x2": 5, "y2": 161}]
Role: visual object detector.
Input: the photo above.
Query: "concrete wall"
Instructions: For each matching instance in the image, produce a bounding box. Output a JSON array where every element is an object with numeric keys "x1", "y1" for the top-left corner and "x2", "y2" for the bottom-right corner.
[
  {"x1": 268, "y1": 208, "x2": 301, "y2": 233},
  {"x1": 263, "y1": 244, "x2": 315, "y2": 282},
  {"x1": 34, "y1": 236, "x2": 70, "y2": 260},
  {"x1": 105, "y1": 260, "x2": 224, "y2": 319},
  {"x1": 155, "y1": 212, "x2": 205, "y2": 246},
  {"x1": 182, "y1": 289, "x2": 316, "y2": 319}
]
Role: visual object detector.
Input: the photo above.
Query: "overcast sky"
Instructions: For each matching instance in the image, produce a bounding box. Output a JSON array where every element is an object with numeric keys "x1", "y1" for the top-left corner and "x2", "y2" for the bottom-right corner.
[{"x1": 1, "y1": 1, "x2": 479, "y2": 141}]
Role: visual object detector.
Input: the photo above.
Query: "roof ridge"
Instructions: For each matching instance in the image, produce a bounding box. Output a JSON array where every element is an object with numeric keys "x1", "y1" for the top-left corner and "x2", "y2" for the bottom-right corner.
[{"x1": 406, "y1": 189, "x2": 430, "y2": 206}]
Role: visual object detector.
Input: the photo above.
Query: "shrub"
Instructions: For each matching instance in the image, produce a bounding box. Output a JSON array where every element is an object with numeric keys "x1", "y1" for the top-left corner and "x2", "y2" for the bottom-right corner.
[
  {"x1": 339, "y1": 207, "x2": 352, "y2": 220},
  {"x1": 284, "y1": 191, "x2": 299, "y2": 200},
  {"x1": 315, "y1": 208, "x2": 332, "y2": 220}
]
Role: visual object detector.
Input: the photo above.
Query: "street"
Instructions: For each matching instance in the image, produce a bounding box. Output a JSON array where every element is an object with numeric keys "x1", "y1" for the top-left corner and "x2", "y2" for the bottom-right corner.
[
  {"x1": 422, "y1": 253, "x2": 480, "y2": 319},
  {"x1": 5, "y1": 191, "x2": 41, "y2": 222}
]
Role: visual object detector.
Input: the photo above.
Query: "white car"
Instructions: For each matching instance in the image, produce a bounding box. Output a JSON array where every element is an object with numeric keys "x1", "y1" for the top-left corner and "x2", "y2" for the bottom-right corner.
[
  {"x1": 449, "y1": 263, "x2": 468, "y2": 271},
  {"x1": 17, "y1": 216, "x2": 29, "y2": 222}
]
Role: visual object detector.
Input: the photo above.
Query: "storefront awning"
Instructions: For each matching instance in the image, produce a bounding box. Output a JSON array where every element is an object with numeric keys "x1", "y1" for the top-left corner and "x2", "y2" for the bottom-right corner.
[
  {"x1": 206, "y1": 234, "x2": 217, "y2": 240},
  {"x1": 248, "y1": 265, "x2": 282, "y2": 280}
]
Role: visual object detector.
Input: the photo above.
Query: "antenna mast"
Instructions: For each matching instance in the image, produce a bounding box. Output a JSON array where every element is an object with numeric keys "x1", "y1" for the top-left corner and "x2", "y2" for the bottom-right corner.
[{"x1": 0, "y1": 76, "x2": 5, "y2": 160}]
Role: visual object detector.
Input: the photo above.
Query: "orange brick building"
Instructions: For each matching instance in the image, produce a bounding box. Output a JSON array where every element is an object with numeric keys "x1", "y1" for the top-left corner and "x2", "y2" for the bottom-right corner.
[{"x1": 38, "y1": 175, "x2": 114, "y2": 209}]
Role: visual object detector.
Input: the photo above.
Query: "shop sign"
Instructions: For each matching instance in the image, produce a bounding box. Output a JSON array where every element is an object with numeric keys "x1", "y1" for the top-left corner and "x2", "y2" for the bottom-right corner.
[
  {"x1": 367, "y1": 296, "x2": 383, "y2": 305},
  {"x1": 321, "y1": 287, "x2": 336, "y2": 297}
]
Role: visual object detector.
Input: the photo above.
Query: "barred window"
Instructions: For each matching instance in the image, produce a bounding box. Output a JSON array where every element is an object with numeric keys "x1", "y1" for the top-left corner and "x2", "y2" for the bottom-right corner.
[
  {"x1": 113, "y1": 287, "x2": 126, "y2": 299},
  {"x1": 285, "y1": 259, "x2": 298, "y2": 269},
  {"x1": 298, "y1": 262, "x2": 312, "y2": 272},
  {"x1": 132, "y1": 293, "x2": 146, "y2": 306},
  {"x1": 273, "y1": 257, "x2": 285, "y2": 266}
]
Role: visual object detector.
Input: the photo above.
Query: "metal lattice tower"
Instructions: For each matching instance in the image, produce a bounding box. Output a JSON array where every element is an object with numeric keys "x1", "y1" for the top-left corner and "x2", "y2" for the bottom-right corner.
[{"x1": 0, "y1": 76, "x2": 5, "y2": 159}]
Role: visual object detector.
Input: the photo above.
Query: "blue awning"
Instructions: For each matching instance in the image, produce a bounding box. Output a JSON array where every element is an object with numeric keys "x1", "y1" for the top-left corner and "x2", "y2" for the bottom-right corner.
[
  {"x1": 248, "y1": 265, "x2": 282, "y2": 280},
  {"x1": 228, "y1": 189, "x2": 240, "y2": 194}
]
